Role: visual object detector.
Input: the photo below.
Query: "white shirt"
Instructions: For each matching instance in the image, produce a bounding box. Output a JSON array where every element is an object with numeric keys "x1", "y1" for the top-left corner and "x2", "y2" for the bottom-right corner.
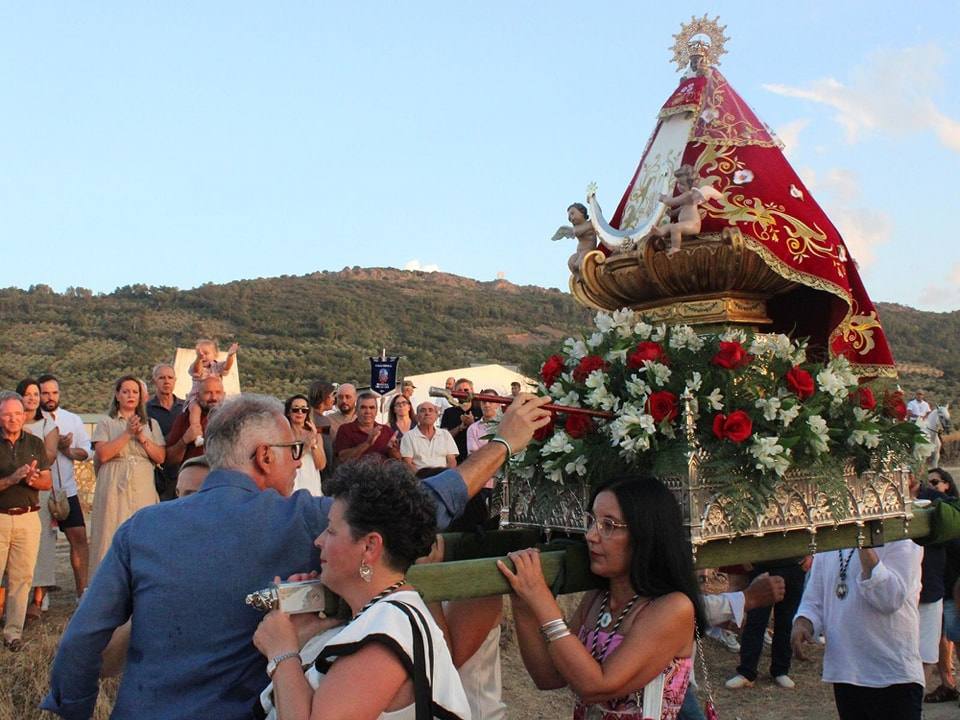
[
  {"x1": 795, "y1": 540, "x2": 924, "y2": 688},
  {"x1": 907, "y1": 399, "x2": 931, "y2": 420},
  {"x1": 43, "y1": 408, "x2": 91, "y2": 497},
  {"x1": 702, "y1": 592, "x2": 746, "y2": 628},
  {"x1": 400, "y1": 426, "x2": 458, "y2": 470}
]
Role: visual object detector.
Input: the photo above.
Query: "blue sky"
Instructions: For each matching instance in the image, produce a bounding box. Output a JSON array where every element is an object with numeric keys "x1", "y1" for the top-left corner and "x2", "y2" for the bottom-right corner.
[{"x1": 2, "y1": 2, "x2": 958, "y2": 310}]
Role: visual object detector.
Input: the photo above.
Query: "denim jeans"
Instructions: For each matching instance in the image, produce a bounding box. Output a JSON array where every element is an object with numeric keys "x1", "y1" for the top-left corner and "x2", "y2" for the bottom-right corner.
[{"x1": 944, "y1": 599, "x2": 960, "y2": 642}]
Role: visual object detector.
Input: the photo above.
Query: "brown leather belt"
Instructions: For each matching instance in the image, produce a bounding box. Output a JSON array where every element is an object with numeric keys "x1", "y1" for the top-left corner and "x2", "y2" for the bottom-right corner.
[{"x1": 0, "y1": 506, "x2": 40, "y2": 516}]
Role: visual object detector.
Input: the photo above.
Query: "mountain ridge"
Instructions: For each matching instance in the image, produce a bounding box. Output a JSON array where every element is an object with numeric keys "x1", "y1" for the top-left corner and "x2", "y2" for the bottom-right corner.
[{"x1": 2, "y1": 269, "x2": 956, "y2": 413}]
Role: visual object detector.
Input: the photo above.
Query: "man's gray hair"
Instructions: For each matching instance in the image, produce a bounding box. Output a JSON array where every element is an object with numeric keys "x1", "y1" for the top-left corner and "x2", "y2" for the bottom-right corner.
[
  {"x1": 204, "y1": 394, "x2": 285, "y2": 470},
  {"x1": 0, "y1": 391, "x2": 24, "y2": 409},
  {"x1": 357, "y1": 391, "x2": 378, "y2": 405},
  {"x1": 152, "y1": 363, "x2": 175, "y2": 380}
]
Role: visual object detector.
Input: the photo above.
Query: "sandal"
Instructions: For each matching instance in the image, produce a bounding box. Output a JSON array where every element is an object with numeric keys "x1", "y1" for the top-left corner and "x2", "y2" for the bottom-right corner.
[{"x1": 923, "y1": 684, "x2": 959, "y2": 703}]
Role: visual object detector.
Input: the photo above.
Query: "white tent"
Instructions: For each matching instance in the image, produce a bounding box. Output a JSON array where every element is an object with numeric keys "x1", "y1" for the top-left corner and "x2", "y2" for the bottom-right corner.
[
  {"x1": 172, "y1": 348, "x2": 242, "y2": 399},
  {"x1": 400, "y1": 364, "x2": 535, "y2": 409}
]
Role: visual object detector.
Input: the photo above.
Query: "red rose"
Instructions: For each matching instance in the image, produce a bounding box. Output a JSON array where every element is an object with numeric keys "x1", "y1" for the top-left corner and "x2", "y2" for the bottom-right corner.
[
  {"x1": 712, "y1": 411, "x2": 753, "y2": 443},
  {"x1": 573, "y1": 355, "x2": 609, "y2": 383},
  {"x1": 882, "y1": 389, "x2": 907, "y2": 421},
  {"x1": 646, "y1": 391, "x2": 679, "y2": 424},
  {"x1": 534, "y1": 416, "x2": 556, "y2": 442},
  {"x1": 785, "y1": 366, "x2": 815, "y2": 400},
  {"x1": 564, "y1": 413, "x2": 593, "y2": 439},
  {"x1": 541, "y1": 354, "x2": 566, "y2": 388},
  {"x1": 855, "y1": 386, "x2": 877, "y2": 410},
  {"x1": 711, "y1": 341, "x2": 752, "y2": 370},
  {"x1": 627, "y1": 341, "x2": 668, "y2": 369}
]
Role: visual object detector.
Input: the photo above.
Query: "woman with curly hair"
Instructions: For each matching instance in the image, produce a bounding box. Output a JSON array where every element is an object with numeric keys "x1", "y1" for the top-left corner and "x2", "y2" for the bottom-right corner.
[
  {"x1": 254, "y1": 458, "x2": 470, "y2": 719},
  {"x1": 89, "y1": 375, "x2": 165, "y2": 574},
  {"x1": 499, "y1": 476, "x2": 704, "y2": 720}
]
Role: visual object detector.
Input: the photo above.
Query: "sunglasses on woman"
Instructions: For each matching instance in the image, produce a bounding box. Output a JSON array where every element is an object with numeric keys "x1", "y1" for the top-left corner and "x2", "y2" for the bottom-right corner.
[{"x1": 289, "y1": 407, "x2": 310, "y2": 414}]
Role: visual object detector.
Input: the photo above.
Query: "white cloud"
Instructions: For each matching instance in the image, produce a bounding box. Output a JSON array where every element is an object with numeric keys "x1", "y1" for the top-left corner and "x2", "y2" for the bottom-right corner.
[
  {"x1": 763, "y1": 44, "x2": 959, "y2": 152},
  {"x1": 804, "y1": 167, "x2": 892, "y2": 268},
  {"x1": 919, "y1": 263, "x2": 960, "y2": 310},
  {"x1": 774, "y1": 118, "x2": 810, "y2": 158},
  {"x1": 403, "y1": 259, "x2": 440, "y2": 273}
]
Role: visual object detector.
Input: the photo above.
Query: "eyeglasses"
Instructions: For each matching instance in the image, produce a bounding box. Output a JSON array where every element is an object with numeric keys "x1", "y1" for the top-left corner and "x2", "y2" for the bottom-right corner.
[
  {"x1": 250, "y1": 441, "x2": 305, "y2": 461},
  {"x1": 289, "y1": 407, "x2": 309, "y2": 414},
  {"x1": 394, "y1": 400, "x2": 410, "y2": 406},
  {"x1": 584, "y1": 512, "x2": 629, "y2": 538}
]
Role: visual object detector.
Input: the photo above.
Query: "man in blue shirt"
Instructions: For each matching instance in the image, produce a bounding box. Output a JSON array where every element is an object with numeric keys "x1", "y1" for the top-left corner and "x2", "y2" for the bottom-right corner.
[{"x1": 43, "y1": 391, "x2": 549, "y2": 719}]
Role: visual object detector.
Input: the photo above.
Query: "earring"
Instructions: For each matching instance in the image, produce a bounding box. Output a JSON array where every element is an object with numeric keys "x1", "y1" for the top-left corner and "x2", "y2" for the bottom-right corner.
[{"x1": 359, "y1": 561, "x2": 373, "y2": 583}]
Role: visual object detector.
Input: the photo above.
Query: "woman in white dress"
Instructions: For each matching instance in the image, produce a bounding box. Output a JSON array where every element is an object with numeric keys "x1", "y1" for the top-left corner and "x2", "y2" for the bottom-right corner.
[
  {"x1": 285, "y1": 395, "x2": 325, "y2": 496},
  {"x1": 15, "y1": 379, "x2": 60, "y2": 618},
  {"x1": 89, "y1": 376, "x2": 165, "y2": 574},
  {"x1": 253, "y1": 459, "x2": 470, "y2": 720}
]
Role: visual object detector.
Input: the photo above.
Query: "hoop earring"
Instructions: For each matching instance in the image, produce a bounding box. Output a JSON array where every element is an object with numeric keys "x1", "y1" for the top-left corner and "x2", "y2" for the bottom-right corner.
[{"x1": 359, "y1": 561, "x2": 373, "y2": 583}]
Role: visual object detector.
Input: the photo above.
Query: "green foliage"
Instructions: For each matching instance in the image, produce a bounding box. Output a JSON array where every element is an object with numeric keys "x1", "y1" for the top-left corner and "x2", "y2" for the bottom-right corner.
[{"x1": 0, "y1": 269, "x2": 592, "y2": 411}]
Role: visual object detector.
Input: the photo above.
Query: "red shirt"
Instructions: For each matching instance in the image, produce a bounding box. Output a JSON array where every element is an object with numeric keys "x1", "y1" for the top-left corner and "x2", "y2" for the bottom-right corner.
[{"x1": 333, "y1": 421, "x2": 396, "y2": 459}]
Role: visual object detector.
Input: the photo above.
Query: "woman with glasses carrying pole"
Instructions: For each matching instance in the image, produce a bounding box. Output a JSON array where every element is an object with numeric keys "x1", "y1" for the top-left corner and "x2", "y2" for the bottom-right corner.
[
  {"x1": 498, "y1": 476, "x2": 705, "y2": 720},
  {"x1": 285, "y1": 395, "x2": 325, "y2": 496}
]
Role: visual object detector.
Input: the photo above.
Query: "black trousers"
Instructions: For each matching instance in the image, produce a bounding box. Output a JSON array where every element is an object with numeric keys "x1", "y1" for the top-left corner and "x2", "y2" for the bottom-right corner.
[
  {"x1": 735, "y1": 562, "x2": 805, "y2": 681},
  {"x1": 833, "y1": 682, "x2": 922, "y2": 720}
]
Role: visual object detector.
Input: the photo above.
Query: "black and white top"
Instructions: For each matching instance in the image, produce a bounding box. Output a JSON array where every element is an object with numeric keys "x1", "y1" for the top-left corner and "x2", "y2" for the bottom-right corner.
[{"x1": 256, "y1": 591, "x2": 470, "y2": 720}]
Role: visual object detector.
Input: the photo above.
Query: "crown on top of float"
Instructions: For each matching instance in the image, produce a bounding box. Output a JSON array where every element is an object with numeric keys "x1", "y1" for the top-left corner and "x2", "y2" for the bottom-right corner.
[{"x1": 669, "y1": 14, "x2": 729, "y2": 73}]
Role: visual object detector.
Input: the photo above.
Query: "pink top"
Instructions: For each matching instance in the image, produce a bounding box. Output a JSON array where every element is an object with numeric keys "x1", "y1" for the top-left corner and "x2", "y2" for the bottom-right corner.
[{"x1": 572, "y1": 626, "x2": 692, "y2": 720}]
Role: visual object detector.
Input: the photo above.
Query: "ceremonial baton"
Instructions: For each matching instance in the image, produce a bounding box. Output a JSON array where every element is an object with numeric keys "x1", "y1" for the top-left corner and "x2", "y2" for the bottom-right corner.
[{"x1": 427, "y1": 387, "x2": 614, "y2": 420}]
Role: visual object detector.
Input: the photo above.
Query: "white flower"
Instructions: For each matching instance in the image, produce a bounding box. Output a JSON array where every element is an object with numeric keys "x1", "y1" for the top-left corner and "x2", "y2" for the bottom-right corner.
[
  {"x1": 754, "y1": 396, "x2": 781, "y2": 422},
  {"x1": 594, "y1": 311, "x2": 614, "y2": 334},
  {"x1": 605, "y1": 348, "x2": 628, "y2": 363},
  {"x1": 540, "y1": 430, "x2": 574, "y2": 457},
  {"x1": 611, "y1": 308, "x2": 637, "y2": 337},
  {"x1": 650, "y1": 324, "x2": 667, "y2": 342},
  {"x1": 643, "y1": 360, "x2": 672, "y2": 387},
  {"x1": 720, "y1": 327, "x2": 748, "y2": 344},
  {"x1": 563, "y1": 338, "x2": 588, "y2": 361},
  {"x1": 548, "y1": 381, "x2": 566, "y2": 399},
  {"x1": 625, "y1": 374, "x2": 651, "y2": 400},
  {"x1": 587, "y1": 331, "x2": 604, "y2": 348},
  {"x1": 792, "y1": 341, "x2": 808, "y2": 365},
  {"x1": 565, "y1": 455, "x2": 588, "y2": 477},
  {"x1": 852, "y1": 407, "x2": 872, "y2": 422},
  {"x1": 706, "y1": 388, "x2": 724, "y2": 411},
  {"x1": 849, "y1": 430, "x2": 880, "y2": 449},
  {"x1": 779, "y1": 403, "x2": 801, "y2": 428},
  {"x1": 584, "y1": 369, "x2": 607, "y2": 390},
  {"x1": 668, "y1": 325, "x2": 705, "y2": 351},
  {"x1": 816, "y1": 368, "x2": 849, "y2": 403},
  {"x1": 748, "y1": 333, "x2": 795, "y2": 360},
  {"x1": 914, "y1": 440, "x2": 936, "y2": 462},
  {"x1": 633, "y1": 321, "x2": 653, "y2": 339},
  {"x1": 748, "y1": 435, "x2": 791, "y2": 476},
  {"x1": 685, "y1": 372, "x2": 703, "y2": 393},
  {"x1": 553, "y1": 390, "x2": 582, "y2": 407},
  {"x1": 807, "y1": 414, "x2": 830, "y2": 454}
]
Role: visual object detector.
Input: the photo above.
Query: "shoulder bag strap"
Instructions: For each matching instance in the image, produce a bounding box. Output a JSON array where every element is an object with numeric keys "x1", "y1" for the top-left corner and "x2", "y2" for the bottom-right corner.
[{"x1": 387, "y1": 600, "x2": 432, "y2": 720}]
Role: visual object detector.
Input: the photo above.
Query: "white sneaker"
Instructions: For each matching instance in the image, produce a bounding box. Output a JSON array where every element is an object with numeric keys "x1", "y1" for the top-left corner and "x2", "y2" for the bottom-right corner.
[
  {"x1": 763, "y1": 628, "x2": 773, "y2": 646},
  {"x1": 725, "y1": 674, "x2": 754, "y2": 689},
  {"x1": 773, "y1": 675, "x2": 795, "y2": 689}
]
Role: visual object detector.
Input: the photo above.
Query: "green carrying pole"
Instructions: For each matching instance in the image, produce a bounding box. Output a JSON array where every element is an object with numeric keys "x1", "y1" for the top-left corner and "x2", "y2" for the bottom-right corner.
[{"x1": 406, "y1": 508, "x2": 941, "y2": 602}]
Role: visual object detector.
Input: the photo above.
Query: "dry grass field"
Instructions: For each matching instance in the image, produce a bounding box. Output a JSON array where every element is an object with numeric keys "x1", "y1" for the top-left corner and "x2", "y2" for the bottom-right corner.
[{"x1": 8, "y1": 466, "x2": 960, "y2": 720}]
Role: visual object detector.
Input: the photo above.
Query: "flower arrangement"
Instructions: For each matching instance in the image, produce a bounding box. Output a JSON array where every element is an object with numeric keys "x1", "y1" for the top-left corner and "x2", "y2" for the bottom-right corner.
[{"x1": 513, "y1": 309, "x2": 929, "y2": 525}]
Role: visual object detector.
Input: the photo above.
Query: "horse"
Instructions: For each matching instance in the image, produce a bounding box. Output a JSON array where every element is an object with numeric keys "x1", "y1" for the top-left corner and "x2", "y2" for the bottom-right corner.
[{"x1": 921, "y1": 405, "x2": 953, "y2": 467}]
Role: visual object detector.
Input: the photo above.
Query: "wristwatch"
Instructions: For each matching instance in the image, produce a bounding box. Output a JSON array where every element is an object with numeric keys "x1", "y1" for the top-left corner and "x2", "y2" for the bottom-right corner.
[{"x1": 266, "y1": 650, "x2": 300, "y2": 678}]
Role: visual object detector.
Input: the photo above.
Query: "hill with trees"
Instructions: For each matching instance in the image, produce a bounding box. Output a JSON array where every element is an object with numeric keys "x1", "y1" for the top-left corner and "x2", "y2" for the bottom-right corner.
[{"x1": 1, "y1": 269, "x2": 956, "y2": 413}]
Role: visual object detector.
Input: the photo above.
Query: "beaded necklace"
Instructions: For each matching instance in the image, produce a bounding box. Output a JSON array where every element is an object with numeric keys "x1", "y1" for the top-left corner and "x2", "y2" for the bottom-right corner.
[
  {"x1": 836, "y1": 550, "x2": 855, "y2": 599},
  {"x1": 352, "y1": 579, "x2": 406, "y2": 622},
  {"x1": 589, "y1": 591, "x2": 645, "y2": 661}
]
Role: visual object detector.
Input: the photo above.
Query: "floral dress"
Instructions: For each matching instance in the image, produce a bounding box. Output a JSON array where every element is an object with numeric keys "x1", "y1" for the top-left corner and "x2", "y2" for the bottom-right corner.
[{"x1": 572, "y1": 627, "x2": 692, "y2": 720}]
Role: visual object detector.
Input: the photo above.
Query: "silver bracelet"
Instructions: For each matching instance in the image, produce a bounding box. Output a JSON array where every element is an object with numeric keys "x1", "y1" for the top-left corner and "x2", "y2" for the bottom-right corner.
[
  {"x1": 539, "y1": 618, "x2": 570, "y2": 643},
  {"x1": 489, "y1": 436, "x2": 513, "y2": 458}
]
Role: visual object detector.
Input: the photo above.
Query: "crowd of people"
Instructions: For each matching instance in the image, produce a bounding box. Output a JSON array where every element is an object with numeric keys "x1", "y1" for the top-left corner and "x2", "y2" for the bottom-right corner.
[{"x1": 0, "y1": 356, "x2": 956, "y2": 719}]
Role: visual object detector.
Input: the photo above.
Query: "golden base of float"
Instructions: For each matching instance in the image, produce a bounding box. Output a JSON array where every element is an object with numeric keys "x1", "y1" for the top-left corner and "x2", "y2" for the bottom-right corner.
[{"x1": 571, "y1": 229, "x2": 797, "y2": 326}]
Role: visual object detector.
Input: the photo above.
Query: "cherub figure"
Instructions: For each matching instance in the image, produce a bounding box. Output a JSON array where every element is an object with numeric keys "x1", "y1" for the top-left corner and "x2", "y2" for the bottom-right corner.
[
  {"x1": 551, "y1": 202, "x2": 598, "y2": 277},
  {"x1": 653, "y1": 165, "x2": 722, "y2": 256}
]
